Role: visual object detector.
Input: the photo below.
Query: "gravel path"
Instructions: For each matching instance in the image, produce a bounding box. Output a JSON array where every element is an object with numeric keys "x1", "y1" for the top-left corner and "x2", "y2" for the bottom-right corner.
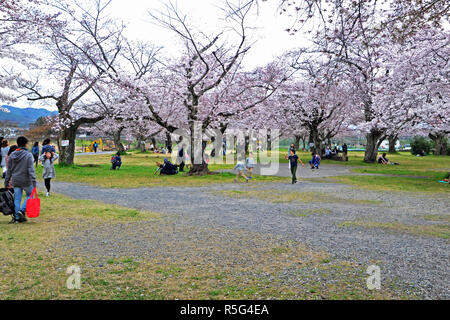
[
  {"x1": 41, "y1": 179, "x2": 450, "y2": 299},
  {"x1": 221, "y1": 163, "x2": 432, "y2": 179}
]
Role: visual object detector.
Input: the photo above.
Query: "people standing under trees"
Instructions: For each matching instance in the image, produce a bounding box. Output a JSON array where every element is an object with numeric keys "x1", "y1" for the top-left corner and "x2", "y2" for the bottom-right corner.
[
  {"x1": 177, "y1": 142, "x2": 186, "y2": 172},
  {"x1": 222, "y1": 138, "x2": 227, "y2": 156},
  {"x1": 93, "y1": 141, "x2": 98, "y2": 153},
  {"x1": 1, "y1": 140, "x2": 10, "y2": 179},
  {"x1": 31, "y1": 142, "x2": 40, "y2": 167},
  {"x1": 342, "y1": 143, "x2": 348, "y2": 161},
  {"x1": 4, "y1": 136, "x2": 37, "y2": 224},
  {"x1": 285, "y1": 149, "x2": 304, "y2": 184},
  {"x1": 39, "y1": 149, "x2": 59, "y2": 197}
]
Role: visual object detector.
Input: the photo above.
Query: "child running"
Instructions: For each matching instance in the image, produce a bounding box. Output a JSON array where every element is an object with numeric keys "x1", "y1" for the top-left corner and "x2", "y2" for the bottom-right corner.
[
  {"x1": 245, "y1": 152, "x2": 256, "y2": 180},
  {"x1": 234, "y1": 159, "x2": 249, "y2": 183},
  {"x1": 285, "y1": 150, "x2": 304, "y2": 184}
]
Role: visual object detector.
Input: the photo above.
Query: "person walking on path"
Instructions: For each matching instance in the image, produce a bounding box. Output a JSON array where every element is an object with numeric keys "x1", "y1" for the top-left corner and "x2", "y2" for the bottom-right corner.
[
  {"x1": 4, "y1": 136, "x2": 37, "y2": 223},
  {"x1": 234, "y1": 159, "x2": 249, "y2": 183},
  {"x1": 285, "y1": 150, "x2": 304, "y2": 184},
  {"x1": 93, "y1": 142, "x2": 98, "y2": 153},
  {"x1": 39, "y1": 150, "x2": 59, "y2": 197},
  {"x1": 31, "y1": 142, "x2": 40, "y2": 167},
  {"x1": 245, "y1": 152, "x2": 256, "y2": 180},
  {"x1": 1, "y1": 139, "x2": 10, "y2": 179}
]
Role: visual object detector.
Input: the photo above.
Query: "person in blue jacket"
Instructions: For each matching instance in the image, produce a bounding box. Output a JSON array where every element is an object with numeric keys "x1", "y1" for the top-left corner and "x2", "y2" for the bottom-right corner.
[
  {"x1": 110, "y1": 152, "x2": 122, "y2": 170},
  {"x1": 31, "y1": 142, "x2": 39, "y2": 167},
  {"x1": 309, "y1": 153, "x2": 321, "y2": 169}
]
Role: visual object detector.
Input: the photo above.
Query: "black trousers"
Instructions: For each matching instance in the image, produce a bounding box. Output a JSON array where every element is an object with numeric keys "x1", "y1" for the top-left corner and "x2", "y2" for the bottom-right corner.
[
  {"x1": 44, "y1": 178, "x2": 51, "y2": 192},
  {"x1": 290, "y1": 165, "x2": 297, "y2": 183}
]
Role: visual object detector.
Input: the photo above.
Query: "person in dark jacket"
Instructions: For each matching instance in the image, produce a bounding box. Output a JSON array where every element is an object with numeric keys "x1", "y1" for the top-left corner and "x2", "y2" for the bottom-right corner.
[
  {"x1": 177, "y1": 146, "x2": 185, "y2": 172},
  {"x1": 309, "y1": 153, "x2": 321, "y2": 169},
  {"x1": 110, "y1": 152, "x2": 122, "y2": 170},
  {"x1": 155, "y1": 158, "x2": 178, "y2": 175},
  {"x1": 4, "y1": 136, "x2": 37, "y2": 223},
  {"x1": 41, "y1": 138, "x2": 56, "y2": 155},
  {"x1": 342, "y1": 143, "x2": 348, "y2": 161},
  {"x1": 31, "y1": 142, "x2": 39, "y2": 167},
  {"x1": 0, "y1": 137, "x2": 3, "y2": 168}
]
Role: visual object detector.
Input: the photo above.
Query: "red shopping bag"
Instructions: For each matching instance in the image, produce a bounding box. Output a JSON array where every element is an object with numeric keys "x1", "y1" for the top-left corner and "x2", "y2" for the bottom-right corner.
[{"x1": 26, "y1": 188, "x2": 40, "y2": 218}]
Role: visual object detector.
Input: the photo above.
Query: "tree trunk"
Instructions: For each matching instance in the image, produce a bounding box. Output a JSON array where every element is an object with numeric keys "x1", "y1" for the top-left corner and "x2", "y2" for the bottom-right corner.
[
  {"x1": 364, "y1": 129, "x2": 384, "y2": 163},
  {"x1": 59, "y1": 126, "x2": 78, "y2": 166},
  {"x1": 188, "y1": 142, "x2": 211, "y2": 175},
  {"x1": 165, "y1": 131, "x2": 172, "y2": 153},
  {"x1": 136, "y1": 139, "x2": 141, "y2": 150},
  {"x1": 388, "y1": 134, "x2": 398, "y2": 153},
  {"x1": 245, "y1": 132, "x2": 250, "y2": 154},
  {"x1": 267, "y1": 129, "x2": 272, "y2": 152},
  {"x1": 294, "y1": 135, "x2": 301, "y2": 150},
  {"x1": 113, "y1": 129, "x2": 125, "y2": 154},
  {"x1": 429, "y1": 132, "x2": 448, "y2": 155},
  {"x1": 309, "y1": 128, "x2": 321, "y2": 155},
  {"x1": 140, "y1": 140, "x2": 146, "y2": 152}
]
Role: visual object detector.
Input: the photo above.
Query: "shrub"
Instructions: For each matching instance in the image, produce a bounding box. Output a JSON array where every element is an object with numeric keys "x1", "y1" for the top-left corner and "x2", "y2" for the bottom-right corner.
[{"x1": 410, "y1": 136, "x2": 431, "y2": 155}]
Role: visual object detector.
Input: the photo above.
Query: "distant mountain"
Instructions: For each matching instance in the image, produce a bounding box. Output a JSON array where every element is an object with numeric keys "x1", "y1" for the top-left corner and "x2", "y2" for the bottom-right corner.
[{"x1": 0, "y1": 105, "x2": 57, "y2": 127}]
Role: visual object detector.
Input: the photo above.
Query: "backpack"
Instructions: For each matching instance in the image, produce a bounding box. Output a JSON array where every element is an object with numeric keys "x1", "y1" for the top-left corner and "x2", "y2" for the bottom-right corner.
[{"x1": 0, "y1": 188, "x2": 15, "y2": 216}]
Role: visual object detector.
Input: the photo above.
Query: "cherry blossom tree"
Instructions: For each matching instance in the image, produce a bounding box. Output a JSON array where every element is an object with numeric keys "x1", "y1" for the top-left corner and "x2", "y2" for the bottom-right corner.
[
  {"x1": 109, "y1": 1, "x2": 290, "y2": 175},
  {"x1": 0, "y1": 0, "x2": 60, "y2": 103},
  {"x1": 273, "y1": 0, "x2": 449, "y2": 162},
  {"x1": 15, "y1": 0, "x2": 124, "y2": 165}
]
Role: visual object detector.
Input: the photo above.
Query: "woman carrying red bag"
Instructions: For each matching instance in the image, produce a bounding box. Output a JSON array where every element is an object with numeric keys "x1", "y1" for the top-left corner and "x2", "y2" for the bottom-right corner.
[{"x1": 4, "y1": 136, "x2": 37, "y2": 224}]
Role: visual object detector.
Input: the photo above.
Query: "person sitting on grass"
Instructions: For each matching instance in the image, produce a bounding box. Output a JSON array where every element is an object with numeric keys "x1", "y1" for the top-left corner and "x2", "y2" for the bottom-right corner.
[
  {"x1": 234, "y1": 158, "x2": 249, "y2": 183},
  {"x1": 154, "y1": 158, "x2": 178, "y2": 175},
  {"x1": 378, "y1": 153, "x2": 399, "y2": 165},
  {"x1": 309, "y1": 153, "x2": 320, "y2": 169},
  {"x1": 378, "y1": 153, "x2": 389, "y2": 165},
  {"x1": 110, "y1": 152, "x2": 122, "y2": 170}
]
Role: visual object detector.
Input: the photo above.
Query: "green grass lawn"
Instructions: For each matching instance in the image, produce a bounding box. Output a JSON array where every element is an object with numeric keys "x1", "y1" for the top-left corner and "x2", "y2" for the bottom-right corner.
[
  {"x1": 38, "y1": 152, "x2": 289, "y2": 188},
  {"x1": 282, "y1": 151, "x2": 449, "y2": 193},
  {"x1": 34, "y1": 150, "x2": 449, "y2": 192}
]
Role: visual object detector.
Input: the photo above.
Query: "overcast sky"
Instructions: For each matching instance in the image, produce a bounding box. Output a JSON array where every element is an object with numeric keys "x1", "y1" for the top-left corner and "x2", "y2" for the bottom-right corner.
[
  {"x1": 107, "y1": 0, "x2": 305, "y2": 69},
  {"x1": 2, "y1": 0, "x2": 307, "y2": 110}
]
